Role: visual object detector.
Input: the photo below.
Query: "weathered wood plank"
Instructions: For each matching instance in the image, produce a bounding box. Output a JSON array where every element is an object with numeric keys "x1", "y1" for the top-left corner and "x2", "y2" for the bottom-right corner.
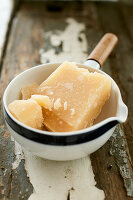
[
  {"x1": 0, "y1": 1, "x2": 37, "y2": 198},
  {"x1": 95, "y1": 2, "x2": 133, "y2": 158},
  {"x1": 91, "y1": 124, "x2": 133, "y2": 199},
  {"x1": 121, "y1": 3, "x2": 133, "y2": 42},
  {"x1": 120, "y1": 2, "x2": 133, "y2": 157},
  {"x1": 91, "y1": 1, "x2": 133, "y2": 198}
]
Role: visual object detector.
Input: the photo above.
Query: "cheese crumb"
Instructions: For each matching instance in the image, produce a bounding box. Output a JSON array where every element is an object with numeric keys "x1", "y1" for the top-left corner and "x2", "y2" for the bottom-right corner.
[
  {"x1": 31, "y1": 95, "x2": 51, "y2": 110},
  {"x1": 64, "y1": 101, "x2": 68, "y2": 110},
  {"x1": 54, "y1": 98, "x2": 62, "y2": 110}
]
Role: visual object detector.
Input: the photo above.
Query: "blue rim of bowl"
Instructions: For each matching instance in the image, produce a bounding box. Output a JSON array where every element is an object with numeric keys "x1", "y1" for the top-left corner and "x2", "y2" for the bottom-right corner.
[{"x1": 3, "y1": 107, "x2": 118, "y2": 146}]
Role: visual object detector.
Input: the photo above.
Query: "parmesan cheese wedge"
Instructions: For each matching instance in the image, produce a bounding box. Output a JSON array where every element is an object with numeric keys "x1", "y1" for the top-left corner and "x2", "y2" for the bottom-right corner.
[{"x1": 39, "y1": 61, "x2": 111, "y2": 132}]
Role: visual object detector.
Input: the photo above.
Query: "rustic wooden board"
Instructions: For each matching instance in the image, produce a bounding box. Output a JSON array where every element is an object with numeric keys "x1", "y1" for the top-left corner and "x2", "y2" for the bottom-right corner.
[{"x1": 0, "y1": 1, "x2": 133, "y2": 200}]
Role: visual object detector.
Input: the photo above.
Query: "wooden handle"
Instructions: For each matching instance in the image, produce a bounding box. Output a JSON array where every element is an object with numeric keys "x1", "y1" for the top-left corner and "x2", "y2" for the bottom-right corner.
[{"x1": 87, "y1": 33, "x2": 118, "y2": 66}]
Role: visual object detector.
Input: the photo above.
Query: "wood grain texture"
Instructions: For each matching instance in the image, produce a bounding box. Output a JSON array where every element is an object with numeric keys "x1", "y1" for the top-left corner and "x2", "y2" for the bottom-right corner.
[{"x1": 0, "y1": 1, "x2": 133, "y2": 200}]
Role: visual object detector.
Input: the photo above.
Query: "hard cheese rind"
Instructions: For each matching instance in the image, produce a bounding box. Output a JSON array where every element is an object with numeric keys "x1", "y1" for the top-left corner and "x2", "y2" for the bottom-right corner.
[{"x1": 38, "y1": 61, "x2": 111, "y2": 132}]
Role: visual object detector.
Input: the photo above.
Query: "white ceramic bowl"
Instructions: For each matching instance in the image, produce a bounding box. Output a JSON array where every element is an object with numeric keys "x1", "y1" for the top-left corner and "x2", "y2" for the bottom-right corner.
[{"x1": 3, "y1": 62, "x2": 128, "y2": 161}]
